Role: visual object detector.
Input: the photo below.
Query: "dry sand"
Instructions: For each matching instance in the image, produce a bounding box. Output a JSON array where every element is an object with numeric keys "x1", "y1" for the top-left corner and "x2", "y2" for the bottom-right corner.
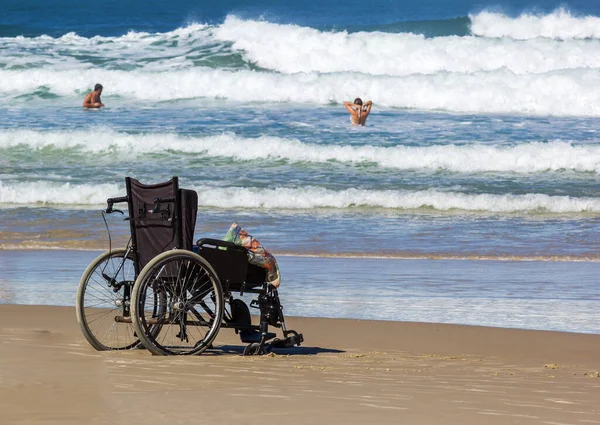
[{"x1": 0, "y1": 304, "x2": 598, "y2": 425}]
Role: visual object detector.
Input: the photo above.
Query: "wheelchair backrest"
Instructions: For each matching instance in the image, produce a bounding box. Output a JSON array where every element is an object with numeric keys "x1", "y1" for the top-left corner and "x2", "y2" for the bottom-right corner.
[{"x1": 126, "y1": 177, "x2": 197, "y2": 273}]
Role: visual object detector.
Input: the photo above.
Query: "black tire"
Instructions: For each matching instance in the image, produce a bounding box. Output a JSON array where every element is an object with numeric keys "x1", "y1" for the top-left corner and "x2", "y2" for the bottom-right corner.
[
  {"x1": 75, "y1": 248, "x2": 139, "y2": 350},
  {"x1": 131, "y1": 250, "x2": 224, "y2": 355}
]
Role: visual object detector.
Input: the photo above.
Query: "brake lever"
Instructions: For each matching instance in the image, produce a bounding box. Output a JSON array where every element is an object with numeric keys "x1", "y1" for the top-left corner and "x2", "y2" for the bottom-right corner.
[
  {"x1": 104, "y1": 200, "x2": 124, "y2": 214},
  {"x1": 104, "y1": 206, "x2": 124, "y2": 215}
]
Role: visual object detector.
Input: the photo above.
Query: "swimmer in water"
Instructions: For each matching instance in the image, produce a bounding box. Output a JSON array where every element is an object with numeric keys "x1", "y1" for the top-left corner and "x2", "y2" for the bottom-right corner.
[
  {"x1": 82, "y1": 84, "x2": 104, "y2": 109},
  {"x1": 344, "y1": 98, "x2": 372, "y2": 125}
]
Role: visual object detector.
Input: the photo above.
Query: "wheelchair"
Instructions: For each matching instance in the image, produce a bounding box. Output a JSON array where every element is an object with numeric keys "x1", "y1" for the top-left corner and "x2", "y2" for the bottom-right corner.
[{"x1": 75, "y1": 177, "x2": 303, "y2": 355}]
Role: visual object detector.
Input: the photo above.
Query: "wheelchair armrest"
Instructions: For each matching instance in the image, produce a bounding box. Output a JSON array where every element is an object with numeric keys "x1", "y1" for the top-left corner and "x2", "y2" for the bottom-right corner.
[{"x1": 196, "y1": 238, "x2": 247, "y2": 253}]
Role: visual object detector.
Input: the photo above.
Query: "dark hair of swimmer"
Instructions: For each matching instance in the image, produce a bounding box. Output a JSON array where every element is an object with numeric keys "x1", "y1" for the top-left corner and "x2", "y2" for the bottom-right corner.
[
  {"x1": 94, "y1": 83, "x2": 103, "y2": 91},
  {"x1": 354, "y1": 98, "x2": 363, "y2": 106}
]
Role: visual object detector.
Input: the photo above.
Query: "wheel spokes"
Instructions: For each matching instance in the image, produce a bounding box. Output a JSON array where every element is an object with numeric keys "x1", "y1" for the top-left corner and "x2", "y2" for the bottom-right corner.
[
  {"x1": 134, "y1": 253, "x2": 222, "y2": 355},
  {"x1": 78, "y1": 251, "x2": 139, "y2": 350}
]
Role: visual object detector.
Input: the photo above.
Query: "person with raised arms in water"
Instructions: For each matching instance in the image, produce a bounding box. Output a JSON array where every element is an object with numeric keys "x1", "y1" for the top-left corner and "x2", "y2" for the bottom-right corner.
[
  {"x1": 344, "y1": 98, "x2": 372, "y2": 125},
  {"x1": 82, "y1": 84, "x2": 104, "y2": 109}
]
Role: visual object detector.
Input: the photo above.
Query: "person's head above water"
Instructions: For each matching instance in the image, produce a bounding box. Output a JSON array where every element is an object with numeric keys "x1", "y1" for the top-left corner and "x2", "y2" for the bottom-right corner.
[
  {"x1": 94, "y1": 83, "x2": 103, "y2": 92},
  {"x1": 354, "y1": 98, "x2": 363, "y2": 106}
]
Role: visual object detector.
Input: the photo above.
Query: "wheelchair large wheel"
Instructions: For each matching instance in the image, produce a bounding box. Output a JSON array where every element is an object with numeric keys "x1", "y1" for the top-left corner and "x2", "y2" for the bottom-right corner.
[
  {"x1": 76, "y1": 248, "x2": 139, "y2": 350},
  {"x1": 131, "y1": 250, "x2": 224, "y2": 355}
]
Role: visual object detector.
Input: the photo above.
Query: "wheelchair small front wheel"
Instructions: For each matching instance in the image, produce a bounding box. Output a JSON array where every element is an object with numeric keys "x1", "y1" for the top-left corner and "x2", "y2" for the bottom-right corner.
[
  {"x1": 76, "y1": 248, "x2": 140, "y2": 351},
  {"x1": 243, "y1": 343, "x2": 261, "y2": 356},
  {"x1": 131, "y1": 250, "x2": 224, "y2": 355}
]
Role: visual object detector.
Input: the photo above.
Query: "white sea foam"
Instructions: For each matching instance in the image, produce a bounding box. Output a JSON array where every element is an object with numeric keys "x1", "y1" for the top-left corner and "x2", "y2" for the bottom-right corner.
[
  {"x1": 3, "y1": 129, "x2": 600, "y2": 173},
  {"x1": 1, "y1": 181, "x2": 599, "y2": 213},
  {"x1": 2, "y1": 66, "x2": 600, "y2": 116},
  {"x1": 0, "y1": 181, "x2": 120, "y2": 206},
  {"x1": 470, "y1": 9, "x2": 600, "y2": 40},
  {"x1": 3, "y1": 13, "x2": 600, "y2": 116},
  {"x1": 194, "y1": 187, "x2": 600, "y2": 213},
  {"x1": 214, "y1": 15, "x2": 600, "y2": 75},
  {"x1": 0, "y1": 24, "x2": 215, "y2": 71},
  {"x1": 3, "y1": 15, "x2": 600, "y2": 76}
]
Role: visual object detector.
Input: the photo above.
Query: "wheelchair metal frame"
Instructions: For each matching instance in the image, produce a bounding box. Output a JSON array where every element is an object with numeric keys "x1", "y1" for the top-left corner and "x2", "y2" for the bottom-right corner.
[{"x1": 76, "y1": 176, "x2": 303, "y2": 355}]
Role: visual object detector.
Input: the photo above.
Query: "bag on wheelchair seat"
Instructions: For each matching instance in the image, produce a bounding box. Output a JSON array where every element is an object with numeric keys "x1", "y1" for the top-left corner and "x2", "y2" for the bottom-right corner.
[{"x1": 223, "y1": 223, "x2": 281, "y2": 288}]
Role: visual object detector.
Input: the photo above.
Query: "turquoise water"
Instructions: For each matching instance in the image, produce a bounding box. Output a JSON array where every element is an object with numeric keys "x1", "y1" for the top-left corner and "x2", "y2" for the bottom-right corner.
[{"x1": 1, "y1": 0, "x2": 599, "y2": 332}]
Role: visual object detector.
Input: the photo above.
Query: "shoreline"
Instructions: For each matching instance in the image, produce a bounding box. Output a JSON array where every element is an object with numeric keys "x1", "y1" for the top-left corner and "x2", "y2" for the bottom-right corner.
[
  {"x1": 2, "y1": 245, "x2": 600, "y2": 262},
  {"x1": 1, "y1": 304, "x2": 599, "y2": 424},
  {"x1": 3, "y1": 304, "x2": 599, "y2": 364},
  {"x1": 1, "y1": 249, "x2": 598, "y2": 334},
  {"x1": 4, "y1": 302, "x2": 600, "y2": 337}
]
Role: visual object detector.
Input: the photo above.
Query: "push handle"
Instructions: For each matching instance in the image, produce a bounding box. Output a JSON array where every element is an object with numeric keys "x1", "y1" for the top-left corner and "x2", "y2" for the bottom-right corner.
[{"x1": 105, "y1": 196, "x2": 127, "y2": 214}]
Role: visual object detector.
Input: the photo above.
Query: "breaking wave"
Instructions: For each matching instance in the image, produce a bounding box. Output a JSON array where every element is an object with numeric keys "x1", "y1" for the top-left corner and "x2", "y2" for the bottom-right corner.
[
  {"x1": 470, "y1": 9, "x2": 600, "y2": 40},
  {"x1": 2, "y1": 9, "x2": 600, "y2": 116},
  {"x1": 1, "y1": 181, "x2": 599, "y2": 214},
  {"x1": 3, "y1": 129, "x2": 600, "y2": 174}
]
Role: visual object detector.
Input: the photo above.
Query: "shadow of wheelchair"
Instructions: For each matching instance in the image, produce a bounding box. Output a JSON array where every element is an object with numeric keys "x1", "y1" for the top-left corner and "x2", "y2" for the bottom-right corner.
[{"x1": 205, "y1": 345, "x2": 345, "y2": 356}]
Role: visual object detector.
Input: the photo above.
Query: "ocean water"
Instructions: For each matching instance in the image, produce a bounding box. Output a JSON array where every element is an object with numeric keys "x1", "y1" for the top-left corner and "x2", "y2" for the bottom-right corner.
[{"x1": 1, "y1": 0, "x2": 599, "y2": 333}]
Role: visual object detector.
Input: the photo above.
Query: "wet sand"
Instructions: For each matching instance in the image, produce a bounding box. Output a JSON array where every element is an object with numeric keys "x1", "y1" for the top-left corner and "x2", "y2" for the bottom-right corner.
[{"x1": 0, "y1": 304, "x2": 599, "y2": 424}]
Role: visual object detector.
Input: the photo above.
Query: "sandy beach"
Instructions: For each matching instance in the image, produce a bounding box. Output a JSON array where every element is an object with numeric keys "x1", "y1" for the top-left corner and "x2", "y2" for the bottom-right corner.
[
  {"x1": 0, "y1": 304, "x2": 598, "y2": 425},
  {"x1": 4, "y1": 1, "x2": 600, "y2": 424}
]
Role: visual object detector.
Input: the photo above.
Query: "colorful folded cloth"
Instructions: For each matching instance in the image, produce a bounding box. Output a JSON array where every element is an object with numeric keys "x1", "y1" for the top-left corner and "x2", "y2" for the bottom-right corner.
[{"x1": 223, "y1": 222, "x2": 281, "y2": 288}]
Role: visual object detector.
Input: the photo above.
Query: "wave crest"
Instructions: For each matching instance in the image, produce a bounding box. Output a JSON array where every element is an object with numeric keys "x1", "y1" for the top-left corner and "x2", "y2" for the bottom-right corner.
[
  {"x1": 1, "y1": 181, "x2": 599, "y2": 214},
  {"x1": 3, "y1": 129, "x2": 600, "y2": 174},
  {"x1": 2, "y1": 67, "x2": 600, "y2": 116},
  {"x1": 3, "y1": 13, "x2": 600, "y2": 116},
  {"x1": 4, "y1": 14, "x2": 600, "y2": 77},
  {"x1": 214, "y1": 15, "x2": 600, "y2": 76},
  {"x1": 470, "y1": 9, "x2": 600, "y2": 40}
]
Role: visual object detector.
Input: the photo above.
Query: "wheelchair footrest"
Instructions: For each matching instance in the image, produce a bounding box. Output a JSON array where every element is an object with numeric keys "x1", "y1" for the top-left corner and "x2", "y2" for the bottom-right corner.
[
  {"x1": 240, "y1": 330, "x2": 276, "y2": 343},
  {"x1": 270, "y1": 332, "x2": 304, "y2": 348}
]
